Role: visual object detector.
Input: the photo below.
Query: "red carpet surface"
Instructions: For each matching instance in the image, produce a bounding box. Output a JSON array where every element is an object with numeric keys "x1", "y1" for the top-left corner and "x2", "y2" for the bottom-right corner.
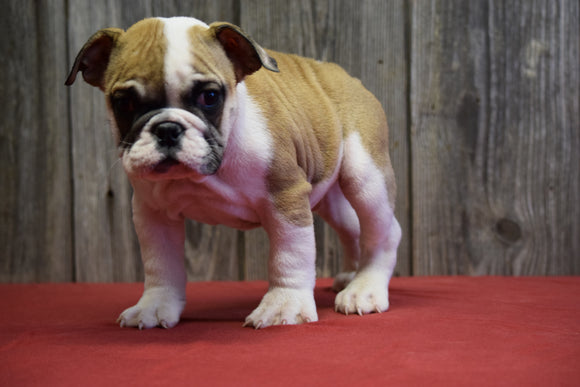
[{"x1": 1, "y1": 276, "x2": 579, "y2": 386}]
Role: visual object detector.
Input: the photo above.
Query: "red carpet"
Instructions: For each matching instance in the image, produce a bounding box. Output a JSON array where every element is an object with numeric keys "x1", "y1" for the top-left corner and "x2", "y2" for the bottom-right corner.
[{"x1": 1, "y1": 277, "x2": 579, "y2": 386}]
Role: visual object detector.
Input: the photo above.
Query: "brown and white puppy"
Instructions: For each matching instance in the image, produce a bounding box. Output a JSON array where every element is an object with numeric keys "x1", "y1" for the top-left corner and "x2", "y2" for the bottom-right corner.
[{"x1": 66, "y1": 17, "x2": 401, "y2": 329}]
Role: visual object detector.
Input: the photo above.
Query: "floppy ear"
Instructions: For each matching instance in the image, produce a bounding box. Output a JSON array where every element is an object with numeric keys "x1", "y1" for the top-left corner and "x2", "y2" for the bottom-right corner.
[
  {"x1": 209, "y1": 22, "x2": 279, "y2": 82},
  {"x1": 65, "y1": 28, "x2": 124, "y2": 90}
]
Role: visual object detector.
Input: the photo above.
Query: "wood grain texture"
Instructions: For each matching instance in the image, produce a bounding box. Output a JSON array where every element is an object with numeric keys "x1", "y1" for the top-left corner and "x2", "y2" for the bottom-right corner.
[
  {"x1": 67, "y1": 1, "x2": 141, "y2": 282},
  {"x1": 0, "y1": 0, "x2": 73, "y2": 282},
  {"x1": 410, "y1": 0, "x2": 580, "y2": 275}
]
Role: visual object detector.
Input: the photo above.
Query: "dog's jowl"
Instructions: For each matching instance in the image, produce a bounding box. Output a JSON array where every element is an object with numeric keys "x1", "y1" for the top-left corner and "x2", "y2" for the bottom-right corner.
[{"x1": 66, "y1": 17, "x2": 401, "y2": 329}]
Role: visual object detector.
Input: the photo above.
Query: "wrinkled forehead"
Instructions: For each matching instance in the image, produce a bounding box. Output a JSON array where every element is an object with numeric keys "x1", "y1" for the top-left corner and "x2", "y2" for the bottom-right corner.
[{"x1": 105, "y1": 17, "x2": 235, "y2": 100}]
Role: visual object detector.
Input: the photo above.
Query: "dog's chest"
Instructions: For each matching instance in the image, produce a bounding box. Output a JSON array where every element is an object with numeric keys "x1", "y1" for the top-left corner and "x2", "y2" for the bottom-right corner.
[{"x1": 134, "y1": 171, "x2": 266, "y2": 229}]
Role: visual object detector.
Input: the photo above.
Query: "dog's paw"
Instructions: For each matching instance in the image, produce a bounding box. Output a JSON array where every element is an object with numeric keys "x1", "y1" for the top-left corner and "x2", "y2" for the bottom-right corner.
[
  {"x1": 335, "y1": 273, "x2": 389, "y2": 316},
  {"x1": 244, "y1": 287, "x2": 318, "y2": 329},
  {"x1": 117, "y1": 287, "x2": 186, "y2": 330}
]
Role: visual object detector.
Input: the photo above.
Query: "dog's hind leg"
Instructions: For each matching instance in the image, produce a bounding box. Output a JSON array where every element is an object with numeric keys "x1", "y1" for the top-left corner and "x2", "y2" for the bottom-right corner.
[
  {"x1": 333, "y1": 132, "x2": 401, "y2": 315},
  {"x1": 315, "y1": 182, "x2": 361, "y2": 292}
]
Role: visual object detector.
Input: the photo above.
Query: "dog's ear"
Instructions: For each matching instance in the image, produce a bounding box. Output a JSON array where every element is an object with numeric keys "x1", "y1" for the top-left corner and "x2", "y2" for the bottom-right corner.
[
  {"x1": 209, "y1": 22, "x2": 279, "y2": 82},
  {"x1": 65, "y1": 28, "x2": 124, "y2": 90}
]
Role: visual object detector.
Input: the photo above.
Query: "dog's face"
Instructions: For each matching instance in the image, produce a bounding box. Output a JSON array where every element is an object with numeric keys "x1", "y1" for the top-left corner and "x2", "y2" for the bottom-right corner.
[{"x1": 66, "y1": 17, "x2": 278, "y2": 180}]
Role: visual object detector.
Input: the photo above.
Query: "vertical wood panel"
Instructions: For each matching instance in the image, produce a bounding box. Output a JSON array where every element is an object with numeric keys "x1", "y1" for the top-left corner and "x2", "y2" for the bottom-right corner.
[
  {"x1": 68, "y1": 1, "x2": 143, "y2": 282},
  {"x1": 0, "y1": 0, "x2": 73, "y2": 282},
  {"x1": 410, "y1": 0, "x2": 580, "y2": 275},
  {"x1": 486, "y1": 0, "x2": 580, "y2": 275},
  {"x1": 411, "y1": 0, "x2": 482, "y2": 275}
]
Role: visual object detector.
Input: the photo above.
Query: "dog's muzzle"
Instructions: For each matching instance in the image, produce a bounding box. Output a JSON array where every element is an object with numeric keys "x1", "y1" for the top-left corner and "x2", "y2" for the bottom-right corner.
[{"x1": 120, "y1": 108, "x2": 224, "y2": 177}]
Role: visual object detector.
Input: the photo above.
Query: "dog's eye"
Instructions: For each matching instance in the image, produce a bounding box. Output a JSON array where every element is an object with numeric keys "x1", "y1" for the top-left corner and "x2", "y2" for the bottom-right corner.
[
  {"x1": 112, "y1": 95, "x2": 136, "y2": 115},
  {"x1": 196, "y1": 89, "x2": 222, "y2": 110},
  {"x1": 111, "y1": 88, "x2": 140, "y2": 117}
]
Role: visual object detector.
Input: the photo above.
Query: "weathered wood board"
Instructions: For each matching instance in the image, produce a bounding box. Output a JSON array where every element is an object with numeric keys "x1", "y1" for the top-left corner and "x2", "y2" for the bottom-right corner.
[
  {"x1": 0, "y1": 0, "x2": 73, "y2": 282},
  {"x1": 410, "y1": 0, "x2": 579, "y2": 275}
]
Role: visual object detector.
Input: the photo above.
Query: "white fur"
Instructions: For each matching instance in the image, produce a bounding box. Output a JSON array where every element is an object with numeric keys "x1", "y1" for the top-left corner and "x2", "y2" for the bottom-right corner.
[
  {"x1": 160, "y1": 17, "x2": 208, "y2": 106},
  {"x1": 333, "y1": 132, "x2": 401, "y2": 315},
  {"x1": 244, "y1": 217, "x2": 318, "y2": 327},
  {"x1": 117, "y1": 193, "x2": 187, "y2": 329},
  {"x1": 212, "y1": 82, "x2": 273, "y2": 199},
  {"x1": 244, "y1": 287, "x2": 317, "y2": 328}
]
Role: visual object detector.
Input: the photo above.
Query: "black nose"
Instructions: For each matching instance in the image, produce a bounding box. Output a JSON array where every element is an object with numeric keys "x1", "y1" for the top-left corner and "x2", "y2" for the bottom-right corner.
[{"x1": 152, "y1": 122, "x2": 184, "y2": 148}]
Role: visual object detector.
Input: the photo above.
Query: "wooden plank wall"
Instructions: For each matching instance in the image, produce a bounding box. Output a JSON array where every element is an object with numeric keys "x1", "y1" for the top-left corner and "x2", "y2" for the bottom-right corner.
[
  {"x1": 411, "y1": 0, "x2": 580, "y2": 275},
  {"x1": 0, "y1": 0, "x2": 578, "y2": 283}
]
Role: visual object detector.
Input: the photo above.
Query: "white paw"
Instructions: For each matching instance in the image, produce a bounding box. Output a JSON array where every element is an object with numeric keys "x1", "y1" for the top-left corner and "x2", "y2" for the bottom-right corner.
[
  {"x1": 244, "y1": 287, "x2": 318, "y2": 329},
  {"x1": 335, "y1": 273, "x2": 389, "y2": 315},
  {"x1": 117, "y1": 287, "x2": 186, "y2": 329}
]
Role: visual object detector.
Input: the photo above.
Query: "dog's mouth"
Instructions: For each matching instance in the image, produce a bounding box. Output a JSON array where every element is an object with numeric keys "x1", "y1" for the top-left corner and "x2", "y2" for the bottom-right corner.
[{"x1": 154, "y1": 157, "x2": 181, "y2": 174}]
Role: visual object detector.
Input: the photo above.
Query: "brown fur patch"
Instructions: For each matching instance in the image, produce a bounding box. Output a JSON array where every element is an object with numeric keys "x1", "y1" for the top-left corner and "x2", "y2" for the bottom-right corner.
[
  {"x1": 104, "y1": 19, "x2": 167, "y2": 97},
  {"x1": 187, "y1": 25, "x2": 238, "y2": 91},
  {"x1": 244, "y1": 51, "x2": 394, "y2": 225}
]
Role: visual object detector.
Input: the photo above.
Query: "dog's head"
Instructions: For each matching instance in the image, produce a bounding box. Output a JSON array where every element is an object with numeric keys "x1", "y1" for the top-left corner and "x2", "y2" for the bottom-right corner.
[{"x1": 66, "y1": 17, "x2": 278, "y2": 180}]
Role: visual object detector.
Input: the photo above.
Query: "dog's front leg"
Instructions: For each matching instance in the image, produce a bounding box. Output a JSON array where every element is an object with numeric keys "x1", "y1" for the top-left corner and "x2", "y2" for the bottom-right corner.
[
  {"x1": 244, "y1": 212, "x2": 318, "y2": 329},
  {"x1": 117, "y1": 195, "x2": 187, "y2": 329}
]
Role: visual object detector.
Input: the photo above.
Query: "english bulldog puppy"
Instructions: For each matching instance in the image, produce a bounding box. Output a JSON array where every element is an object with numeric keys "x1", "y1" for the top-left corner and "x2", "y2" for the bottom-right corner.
[{"x1": 66, "y1": 17, "x2": 401, "y2": 329}]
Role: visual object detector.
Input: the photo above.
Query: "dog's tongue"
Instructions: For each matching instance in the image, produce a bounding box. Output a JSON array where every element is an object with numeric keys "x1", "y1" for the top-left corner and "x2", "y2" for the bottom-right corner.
[{"x1": 154, "y1": 157, "x2": 180, "y2": 173}]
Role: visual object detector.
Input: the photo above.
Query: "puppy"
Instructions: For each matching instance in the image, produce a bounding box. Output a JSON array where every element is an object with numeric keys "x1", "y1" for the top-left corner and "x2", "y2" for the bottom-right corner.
[{"x1": 66, "y1": 17, "x2": 401, "y2": 329}]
